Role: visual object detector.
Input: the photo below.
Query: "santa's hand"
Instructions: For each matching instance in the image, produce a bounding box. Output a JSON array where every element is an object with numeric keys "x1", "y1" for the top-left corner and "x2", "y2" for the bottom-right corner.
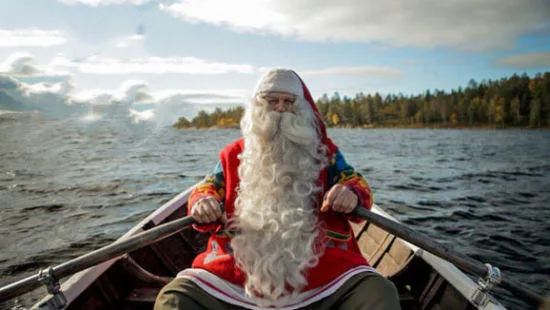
[
  {"x1": 321, "y1": 184, "x2": 358, "y2": 214},
  {"x1": 191, "y1": 197, "x2": 224, "y2": 223}
]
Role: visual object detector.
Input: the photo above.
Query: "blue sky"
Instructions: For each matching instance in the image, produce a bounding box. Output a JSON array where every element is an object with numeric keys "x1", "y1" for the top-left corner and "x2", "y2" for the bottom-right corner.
[{"x1": 0, "y1": 0, "x2": 549, "y2": 119}]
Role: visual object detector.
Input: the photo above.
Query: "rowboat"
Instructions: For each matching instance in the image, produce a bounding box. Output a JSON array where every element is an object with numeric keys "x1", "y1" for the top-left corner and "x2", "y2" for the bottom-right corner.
[{"x1": 28, "y1": 185, "x2": 508, "y2": 309}]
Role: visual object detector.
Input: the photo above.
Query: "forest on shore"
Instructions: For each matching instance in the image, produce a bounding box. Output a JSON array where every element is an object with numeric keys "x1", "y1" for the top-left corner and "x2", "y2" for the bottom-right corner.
[{"x1": 174, "y1": 72, "x2": 550, "y2": 129}]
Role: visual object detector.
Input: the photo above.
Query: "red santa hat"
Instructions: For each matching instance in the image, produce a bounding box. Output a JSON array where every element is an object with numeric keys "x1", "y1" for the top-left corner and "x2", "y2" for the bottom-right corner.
[{"x1": 253, "y1": 68, "x2": 336, "y2": 152}]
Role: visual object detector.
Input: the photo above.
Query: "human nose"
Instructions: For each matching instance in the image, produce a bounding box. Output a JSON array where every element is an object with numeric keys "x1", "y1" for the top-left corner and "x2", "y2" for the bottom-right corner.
[{"x1": 273, "y1": 99, "x2": 288, "y2": 112}]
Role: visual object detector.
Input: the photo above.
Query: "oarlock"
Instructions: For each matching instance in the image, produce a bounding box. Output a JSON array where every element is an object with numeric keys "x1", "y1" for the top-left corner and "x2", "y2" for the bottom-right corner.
[
  {"x1": 471, "y1": 263, "x2": 502, "y2": 307},
  {"x1": 37, "y1": 267, "x2": 66, "y2": 310}
]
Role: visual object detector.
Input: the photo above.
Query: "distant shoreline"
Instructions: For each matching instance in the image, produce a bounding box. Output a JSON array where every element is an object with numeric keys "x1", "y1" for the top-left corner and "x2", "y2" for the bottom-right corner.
[{"x1": 173, "y1": 72, "x2": 550, "y2": 131}]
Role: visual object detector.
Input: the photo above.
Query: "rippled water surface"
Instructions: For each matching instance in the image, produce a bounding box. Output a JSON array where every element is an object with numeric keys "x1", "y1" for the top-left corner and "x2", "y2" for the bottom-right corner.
[{"x1": 1, "y1": 113, "x2": 549, "y2": 309}]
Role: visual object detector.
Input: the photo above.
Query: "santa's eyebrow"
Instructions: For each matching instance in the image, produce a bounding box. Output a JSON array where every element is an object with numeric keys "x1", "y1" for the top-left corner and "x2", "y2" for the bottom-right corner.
[{"x1": 264, "y1": 94, "x2": 296, "y2": 99}]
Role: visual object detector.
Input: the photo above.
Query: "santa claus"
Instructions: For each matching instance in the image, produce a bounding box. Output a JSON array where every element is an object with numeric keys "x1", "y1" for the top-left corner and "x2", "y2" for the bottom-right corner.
[{"x1": 155, "y1": 69, "x2": 400, "y2": 310}]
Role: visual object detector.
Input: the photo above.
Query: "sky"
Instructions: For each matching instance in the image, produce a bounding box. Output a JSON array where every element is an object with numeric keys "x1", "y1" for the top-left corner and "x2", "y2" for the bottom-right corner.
[{"x1": 0, "y1": 0, "x2": 549, "y2": 120}]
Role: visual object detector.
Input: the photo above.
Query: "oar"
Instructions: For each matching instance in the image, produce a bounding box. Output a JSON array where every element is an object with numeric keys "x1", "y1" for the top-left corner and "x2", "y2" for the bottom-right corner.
[
  {"x1": 0, "y1": 214, "x2": 196, "y2": 302},
  {"x1": 352, "y1": 207, "x2": 547, "y2": 308}
]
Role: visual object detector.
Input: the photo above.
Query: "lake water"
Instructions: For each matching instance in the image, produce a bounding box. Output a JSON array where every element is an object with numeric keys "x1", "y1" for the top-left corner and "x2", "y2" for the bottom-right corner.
[{"x1": 1, "y1": 112, "x2": 549, "y2": 309}]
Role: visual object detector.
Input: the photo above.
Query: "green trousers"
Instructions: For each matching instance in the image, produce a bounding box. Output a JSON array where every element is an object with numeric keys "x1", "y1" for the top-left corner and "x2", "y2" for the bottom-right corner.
[{"x1": 154, "y1": 272, "x2": 400, "y2": 310}]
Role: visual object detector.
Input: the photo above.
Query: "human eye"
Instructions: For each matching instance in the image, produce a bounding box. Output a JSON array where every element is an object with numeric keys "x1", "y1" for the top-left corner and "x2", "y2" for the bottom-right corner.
[{"x1": 264, "y1": 97, "x2": 276, "y2": 105}]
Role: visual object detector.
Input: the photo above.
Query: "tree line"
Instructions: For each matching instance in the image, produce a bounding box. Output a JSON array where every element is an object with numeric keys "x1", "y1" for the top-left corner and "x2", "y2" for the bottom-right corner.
[
  {"x1": 174, "y1": 106, "x2": 244, "y2": 129},
  {"x1": 174, "y1": 72, "x2": 550, "y2": 129}
]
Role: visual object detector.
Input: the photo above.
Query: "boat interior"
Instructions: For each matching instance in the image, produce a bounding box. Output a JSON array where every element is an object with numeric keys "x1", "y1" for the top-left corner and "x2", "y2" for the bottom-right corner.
[{"x1": 46, "y1": 201, "x2": 479, "y2": 310}]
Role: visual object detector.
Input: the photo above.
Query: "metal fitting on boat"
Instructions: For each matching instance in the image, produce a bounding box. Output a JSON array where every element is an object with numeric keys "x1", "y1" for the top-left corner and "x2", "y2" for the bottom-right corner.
[
  {"x1": 37, "y1": 267, "x2": 67, "y2": 310},
  {"x1": 480, "y1": 263, "x2": 502, "y2": 291},
  {"x1": 471, "y1": 263, "x2": 501, "y2": 307}
]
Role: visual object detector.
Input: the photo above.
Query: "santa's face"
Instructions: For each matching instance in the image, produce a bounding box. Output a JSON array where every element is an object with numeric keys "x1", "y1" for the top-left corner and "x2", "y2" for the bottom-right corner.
[{"x1": 263, "y1": 91, "x2": 297, "y2": 113}]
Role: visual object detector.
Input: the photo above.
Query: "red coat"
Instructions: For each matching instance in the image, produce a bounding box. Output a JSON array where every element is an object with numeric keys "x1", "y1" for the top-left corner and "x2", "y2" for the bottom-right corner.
[{"x1": 188, "y1": 138, "x2": 374, "y2": 291}]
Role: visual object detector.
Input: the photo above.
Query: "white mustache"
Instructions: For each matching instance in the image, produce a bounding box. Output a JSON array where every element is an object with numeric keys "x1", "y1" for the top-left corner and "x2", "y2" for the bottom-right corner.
[{"x1": 253, "y1": 111, "x2": 315, "y2": 146}]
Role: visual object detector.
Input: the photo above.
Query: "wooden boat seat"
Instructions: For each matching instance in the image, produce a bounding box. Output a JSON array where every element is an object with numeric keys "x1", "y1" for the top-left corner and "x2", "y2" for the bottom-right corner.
[
  {"x1": 375, "y1": 238, "x2": 413, "y2": 277},
  {"x1": 351, "y1": 221, "x2": 414, "y2": 277},
  {"x1": 352, "y1": 221, "x2": 395, "y2": 266}
]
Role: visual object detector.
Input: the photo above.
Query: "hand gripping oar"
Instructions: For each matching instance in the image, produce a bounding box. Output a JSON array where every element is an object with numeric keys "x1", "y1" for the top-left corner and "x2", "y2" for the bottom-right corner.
[
  {"x1": 0, "y1": 214, "x2": 197, "y2": 303},
  {"x1": 352, "y1": 207, "x2": 547, "y2": 308}
]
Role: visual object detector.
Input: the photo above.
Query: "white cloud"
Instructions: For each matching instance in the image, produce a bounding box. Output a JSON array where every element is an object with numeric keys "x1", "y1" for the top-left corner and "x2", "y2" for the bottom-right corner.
[
  {"x1": 161, "y1": 0, "x2": 285, "y2": 31},
  {"x1": 0, "y1": 53, "x2": 246, "y2": 123},
  {"x1": 128, "y1": 108, "x2": 154, "y2": 122},
  {"x1": 0, "y1": 74, "x2": 81, "y2": 117},
  {"x1": 151, "y1": 88, "x2": 247, "y2": 104},
  {"x1": 493, "y1": 51, "x2": 550, "y2": 69},
  {"x1": 302, "y1": 66, "x2": 403, "y2": 78},
  {"x1": 70, "y1": 84, "x2": 237, "y2": 125},
  {"x1": 70, "y1": 89, "x2": 114, "y2": 104},
  {"x1": 70, "y1": 80, "x2": 151, "y2": 104},
  {"x1": 116, "y1": 34, "x2": 144, "y2": 48},
  {"x1": 0, "y1": 52, "x2": 39, "y2": 74},
  {"x1": 160, "y1": 0, "x2": 550, "y2": 52},
  {"x1": 1, "y1": 53, "x2": 74, "y2": 97},
  {"x1": 0, "y1": 29, "x2": 67, "y2": 47},
  {"x1": 1, "y1": 53, "x2": 73, "y2": 84},
  {"x1": 58, "y1": 0, "x2": 153, "y2": 6},
  {"x1": 50, "y1": 55, "x2": 256, "y2": 75},
  {"x1": 0, "y1": 72, "x2": 197, "y2": 122}
]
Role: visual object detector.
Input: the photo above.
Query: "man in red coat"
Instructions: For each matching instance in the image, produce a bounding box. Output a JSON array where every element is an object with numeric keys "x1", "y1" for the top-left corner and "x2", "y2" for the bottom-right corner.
[{"x1": 155, "y1": 69, "x2": 400, "y2": 309}]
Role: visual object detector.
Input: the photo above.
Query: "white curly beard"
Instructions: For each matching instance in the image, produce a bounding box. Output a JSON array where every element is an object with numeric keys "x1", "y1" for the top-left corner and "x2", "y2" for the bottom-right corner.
[{"x1": 229, "y1": 97, "x2": 328, "y2": 305}]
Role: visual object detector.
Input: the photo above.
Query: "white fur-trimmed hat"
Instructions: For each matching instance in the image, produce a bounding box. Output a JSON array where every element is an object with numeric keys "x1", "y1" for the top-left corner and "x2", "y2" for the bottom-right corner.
[{"x1": 254, "y1": 68, "x2": 304, "y2": 98}]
